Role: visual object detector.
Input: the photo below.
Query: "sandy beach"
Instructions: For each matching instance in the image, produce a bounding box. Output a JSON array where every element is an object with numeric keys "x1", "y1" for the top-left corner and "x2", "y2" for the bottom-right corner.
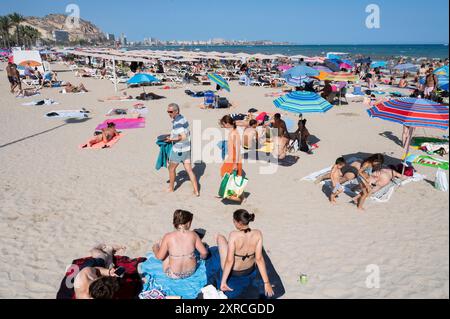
[{"x1": 0, "y1": 61, "x2": 448, "y2": 299}]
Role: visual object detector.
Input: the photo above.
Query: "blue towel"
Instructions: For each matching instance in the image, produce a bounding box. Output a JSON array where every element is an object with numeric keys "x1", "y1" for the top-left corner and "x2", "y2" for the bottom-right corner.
[
  {"x1": 155, "y1": 140, "x2": 172, "y2": 170},
  {"x1": 140, "y1": 253, "x2": 207, "y2": 299}
]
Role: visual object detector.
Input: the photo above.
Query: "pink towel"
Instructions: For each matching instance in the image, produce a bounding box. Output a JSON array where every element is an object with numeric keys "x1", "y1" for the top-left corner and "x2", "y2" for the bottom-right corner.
[{"x1": 95, "y1": 118, "x2": 145, "y2": 130}]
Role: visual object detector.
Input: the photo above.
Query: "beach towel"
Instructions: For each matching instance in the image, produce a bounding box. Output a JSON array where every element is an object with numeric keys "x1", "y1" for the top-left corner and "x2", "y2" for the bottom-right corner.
[
  {"x1": 22, "y1": 99, "x2": 58, "y2": 106},
  {"x1": 156, "y1": 139, "x2": 173, "y2": 170},
  {"x1": 56, "y1": 255, "x2": 146, "y2": 299},
  {"x1": 405, "y1": 154, "x2": 449, "y2": 170},
  {"x1": 95, "y1": 118, "x2": 145, "y2": 130},
  {"x1": 139, "y1": 253, "x2": 207, "y2": 300},
  {"x1": 205, "y1": 247, "x2": 284, "y2": 299},
  {"x1": 45, "y1": 109, "x2": 89, "y2": 119},
  {"x1": 79, "y1": 134, "x2": 123, "y2": 150},
  {"x1": 16, "y1": 92, "x2": 40, "y2": 98},
  {"x1": 411, "y1": 137, "x2": 449, "y2": 149}
]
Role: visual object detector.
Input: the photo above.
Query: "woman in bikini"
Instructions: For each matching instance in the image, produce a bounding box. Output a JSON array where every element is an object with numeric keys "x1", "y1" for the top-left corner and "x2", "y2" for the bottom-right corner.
[
  {"x1": 152, "y1": 210, "x2": 208, "y2": 280},
  {"x1": 82, "y1": 122, "x2": 119, "y2": 148},
  {"x1": 216, "y1": 209, "x2": 274, "y2": 297}
]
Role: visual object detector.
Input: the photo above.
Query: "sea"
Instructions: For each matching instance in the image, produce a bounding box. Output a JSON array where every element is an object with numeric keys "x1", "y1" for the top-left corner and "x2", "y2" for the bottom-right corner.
[{"x1": 130, "y1": 44, "x2": 449, "y2": 60}]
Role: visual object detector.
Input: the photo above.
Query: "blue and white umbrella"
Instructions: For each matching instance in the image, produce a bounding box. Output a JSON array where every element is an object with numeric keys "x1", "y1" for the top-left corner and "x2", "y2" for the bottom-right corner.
[
  {"x1": 273, "y1": 91, "x2": 333, "y2": 114},
  {"x1": 282, "y1": 65, "x2": 319, "y2": 79}
]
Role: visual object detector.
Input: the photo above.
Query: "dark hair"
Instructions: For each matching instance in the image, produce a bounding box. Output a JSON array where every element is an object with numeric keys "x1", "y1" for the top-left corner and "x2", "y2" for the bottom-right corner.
[
  {"x1": 233, "y1": 209, "x2": 255, "y2": 225},
  {"x1": 335, "y1": 157, "x2": 346, "y2": 165},
  {"x1": 173, "y1": 209, "x2": 193, "y2": 229},
  {"x1": 364, "y1": 153, "x2": 384, "y2": 166},
  {"x1": 107, "y1": 122, "x2": 116, "y2": 128},
  {"x1": 89, "y1": 276, "x2": 120, "y2": 299},
  {"x1": 274, "y1": 113, "x2": 281, "y2": 120},
  {"x1": 220, "y1": 115, "x2": 236, "y2": 129},
  {"x1": 249, "y1": 119, "x2": 257, "y2": 126}
]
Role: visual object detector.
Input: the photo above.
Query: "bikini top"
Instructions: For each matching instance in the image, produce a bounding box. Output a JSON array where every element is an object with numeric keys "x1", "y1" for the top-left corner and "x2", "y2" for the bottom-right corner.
[{"x1": 234, "y1": 229, "x2": 256, "y2": 261}]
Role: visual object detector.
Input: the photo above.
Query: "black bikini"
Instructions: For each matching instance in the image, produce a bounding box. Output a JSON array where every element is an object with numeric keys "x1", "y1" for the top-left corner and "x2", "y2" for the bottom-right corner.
[{"x1": 232, "y1": 228, "x2": 256, "y2": 276}]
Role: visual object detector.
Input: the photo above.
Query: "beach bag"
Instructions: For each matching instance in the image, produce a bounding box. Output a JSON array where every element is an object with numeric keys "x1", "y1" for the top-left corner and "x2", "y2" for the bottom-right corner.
[
  {"x1": 434, "y1": 169, "x2": 448, "y2": 192},
  {"x1": 218, "y1": 171, "x2": 248, "y2": 198}
]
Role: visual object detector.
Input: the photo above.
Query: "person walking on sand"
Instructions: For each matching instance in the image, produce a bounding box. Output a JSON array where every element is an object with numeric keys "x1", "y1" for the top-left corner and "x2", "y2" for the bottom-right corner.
[{"x1": 165, "y1": 103, "x2": 200, "y2": 197}]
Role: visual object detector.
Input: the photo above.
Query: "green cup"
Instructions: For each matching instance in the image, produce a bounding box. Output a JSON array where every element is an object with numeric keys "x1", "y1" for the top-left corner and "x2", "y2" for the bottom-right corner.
[{"x1": 299, "y1": 274, "x2": 308, "y2": 284}]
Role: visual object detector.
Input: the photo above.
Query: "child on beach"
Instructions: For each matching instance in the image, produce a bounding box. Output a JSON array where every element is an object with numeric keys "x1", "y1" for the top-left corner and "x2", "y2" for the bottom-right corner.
[{"x1": 330, "y1": 157, "x2": 347, "y2": 204}]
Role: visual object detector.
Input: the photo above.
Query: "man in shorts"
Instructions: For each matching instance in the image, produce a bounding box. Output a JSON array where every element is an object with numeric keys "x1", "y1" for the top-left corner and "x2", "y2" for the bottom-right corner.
[
  {"x1": 424, "y1": 67, "x2": 438, "y2": 99},
  {"x1": 165, "y1": 103, "x2": 200, "y2": 196}
]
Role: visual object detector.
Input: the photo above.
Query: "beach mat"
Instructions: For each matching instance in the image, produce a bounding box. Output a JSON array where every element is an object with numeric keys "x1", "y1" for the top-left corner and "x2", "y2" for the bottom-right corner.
[
  {"x1": 22, "y1": 99, "x2": 58, "y2": 106},
  {"x1": 138, "y1": 253, "x2": 207, "y2": 300},
  {"x1": 46, "y1": 109, "x2": 89, "y2": 119},
  {"x1": 56, "y1": 255, "x2": 146, "y2": 299},
  {"x1": 205, "y1": 247, "x2": 285, "y2": 299},
  {"x1": 405, "y1": 154, "x2": 449, "y2": 170},
  {"x1": 95, "y1": 118, "x2": 145, "y2": 130},
  {"x1": 79, "y1": 134, "x2": 123, "y2": 150},
  {"x1": 411, "y1": 136, "x2": 449, "y2": 149}
]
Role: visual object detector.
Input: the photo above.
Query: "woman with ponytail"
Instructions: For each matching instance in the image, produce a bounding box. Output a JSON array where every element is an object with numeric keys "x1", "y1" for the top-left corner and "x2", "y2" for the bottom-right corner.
[{"x1": 215, "y1": 209, "x2": 274, "y2": 297}]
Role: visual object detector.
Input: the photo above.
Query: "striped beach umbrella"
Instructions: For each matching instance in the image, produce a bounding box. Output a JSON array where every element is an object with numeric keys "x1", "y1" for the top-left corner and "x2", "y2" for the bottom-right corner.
[
  {"x1": 282, "y1": 65, "x2": 319, "y2": 79},
  {"x1": 312, "y1": 65, "x2": 332, "y2": 73},
  {"x1": 207, "y1": 73, "x2": 230, "y2": 92},
  {"x1": 273, "y1": 91, "x2": 333, "y2": 114},
  {"x1": 325, "y1": 72, "x2": 358, "y2": 82},
  {"x1": 367, "y1": 98, "x2": 449, "y2": 130},
  {"x1": 285, "y1": 76, "x2": 311, "y2": 87}
]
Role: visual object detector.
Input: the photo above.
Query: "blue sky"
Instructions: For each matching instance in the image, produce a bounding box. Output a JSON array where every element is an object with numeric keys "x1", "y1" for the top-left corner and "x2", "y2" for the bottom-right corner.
[{"x1": 1, "y1": 0, "x2": 448, "y2": 44}]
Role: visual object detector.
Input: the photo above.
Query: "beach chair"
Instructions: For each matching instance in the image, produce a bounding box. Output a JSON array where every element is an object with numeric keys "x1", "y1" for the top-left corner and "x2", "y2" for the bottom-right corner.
[{"x1": 204, "y1": 91, "x2": 215, "y2": 108}]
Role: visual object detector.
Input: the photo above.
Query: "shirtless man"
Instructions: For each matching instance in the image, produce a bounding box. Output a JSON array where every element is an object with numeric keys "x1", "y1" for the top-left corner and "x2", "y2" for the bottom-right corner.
[
  {"x1": 98, "y1": 91, "x2": 133, "y2": 102},
  {"x1": 424, "y1": 68, "x2": 438, "y2": 98},
  {"x1": 82, "y1": 122, "x2": 120, "y2": 148},
  {"x1": 7, "y1": 63, "x2": 22, "y2": 93},
  {"x1": 242, "y1": 119, "x2": 260, "y2": 150},
  {"x1": 62, "y1": 82, "x2": 89, "y2": 93},
  {"x1": 330, "y1": 157, "x2": 347, "y2": 204},
  {"x1": 73, "y1": 244, "x2": 125, "y2": 299}
]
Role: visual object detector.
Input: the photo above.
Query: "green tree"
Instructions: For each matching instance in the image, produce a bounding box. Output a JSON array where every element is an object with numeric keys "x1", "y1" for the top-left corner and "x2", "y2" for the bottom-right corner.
[
  {"x1": 0, "y1": 15, "x2": 12, "y2": 48},
  {"x1": 8, "y1": 12, "x2": 25, "y2": 46}
]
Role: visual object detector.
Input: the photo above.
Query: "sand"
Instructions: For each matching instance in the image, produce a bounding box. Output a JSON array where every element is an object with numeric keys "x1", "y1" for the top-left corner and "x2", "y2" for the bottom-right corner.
[{"x1": 0, "y1": 61, "x2": 448, "y2": 299}]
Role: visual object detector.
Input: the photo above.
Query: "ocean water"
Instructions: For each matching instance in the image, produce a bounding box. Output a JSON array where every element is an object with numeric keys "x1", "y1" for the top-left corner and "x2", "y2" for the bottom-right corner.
[{"x1": 131, "y1": 44, "x2": 449, "y2": 60}]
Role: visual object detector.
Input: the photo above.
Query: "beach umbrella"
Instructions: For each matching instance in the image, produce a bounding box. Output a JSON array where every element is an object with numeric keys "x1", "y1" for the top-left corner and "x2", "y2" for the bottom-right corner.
[
  {"x1": 370, "y1": 61, "x2": 387, "y2": 68},
  {"x1": 207, "y1": 73, "x2": 230, "y2": 92},
  {"x1": 393, "y1": 63, "x2": 418, "y2": 71},
  {"x1": 367, "y1": 98, "x2": 449, "y2": 173},
  {"x1": 339, "y1": 62, "x2": 353, "y2": 70},
  {"x1": 127, "y1": 73, "x2": 160, "y2": 85},
  {"x1": 325, "y1": 72, "x2": 358, "y2": 82},
  {"x1": 285, "y1": 76, "x2": 311, "y2": 87},
  {"x1": 434, "y1": 66, "x2": 449, "y2": 76},
  {"x1": 282, "y1": 65, "x2": 319, "y2": 79},
  {"x1": 327, "y1": 53, "x2": 342, "y2": 60},
  {"x1": 273, "y1": 91, "x2": 333, "y2": 114},
  {"x1": 19, "y1": 60, "x2": 42, "y2": 67},
  {"x1": 324, "y1": 59, "x2": 341, "y2": 72}
]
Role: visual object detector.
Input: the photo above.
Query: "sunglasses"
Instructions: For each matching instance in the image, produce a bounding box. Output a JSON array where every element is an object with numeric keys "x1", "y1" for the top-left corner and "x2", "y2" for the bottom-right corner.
[{"x1": 167, "y1": 110, "x2": 174, "y2": 114}]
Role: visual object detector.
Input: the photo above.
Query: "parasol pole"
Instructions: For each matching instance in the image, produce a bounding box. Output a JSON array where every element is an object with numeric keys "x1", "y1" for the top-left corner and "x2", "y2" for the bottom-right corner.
[
  {"x1": 112, "y1": 58, "x2": 118, "y2": 93},
  {"x1": 401, "y1": 126, "x2": 415, "y2": 176}
]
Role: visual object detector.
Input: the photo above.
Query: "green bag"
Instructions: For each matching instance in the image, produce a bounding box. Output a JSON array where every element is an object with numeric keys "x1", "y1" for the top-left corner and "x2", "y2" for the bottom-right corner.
[
  {"x1": 218, "y1": 170, "x2": 248, "y2": 199},
  {"x1": 218, "y1": 172, "x2": 231, "y2": 198}
]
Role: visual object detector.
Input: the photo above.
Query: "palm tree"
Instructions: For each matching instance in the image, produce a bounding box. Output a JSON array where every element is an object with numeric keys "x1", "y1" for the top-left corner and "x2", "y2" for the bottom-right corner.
[
  {"x1": 0, "y1": 15, "x2": 12, "y2": 48},
  {"x1": 8, "y1": 12, "x2": 25, "y2": 46},
  {"x1": 20, "y1": 25, "x2": 40, "y2": 48}
]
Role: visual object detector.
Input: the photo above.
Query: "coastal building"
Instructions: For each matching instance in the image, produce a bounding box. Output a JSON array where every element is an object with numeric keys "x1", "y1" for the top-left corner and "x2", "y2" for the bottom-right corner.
[
  {"x1": 106, "y1": 33, "x2": 115, "y2": 42},
  {"x1": 53, "y1": 30, "x2": 69, "y2": 43},
  {"x1": 120, "y1": 33, "x2": 127, "y2": 46}
]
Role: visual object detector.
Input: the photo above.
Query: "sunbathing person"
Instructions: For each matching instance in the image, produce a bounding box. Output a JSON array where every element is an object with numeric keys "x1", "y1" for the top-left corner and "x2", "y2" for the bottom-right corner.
[
  {"x1": 98, "y1": 91, "x2": 134, "y2": 102},
  {"x1": 61, "y1": 82, "x2": 89, "y2": 93},
  {"x1": 216, "y1": 209, "x2": 274, "y2": 297},
  {"x1": 73, "y1": 244, "x2": 126, "y2": 299},
  {"x1": 398, "y1": 75, "x2": 408, "y2": 88},
  {"x1": 82, "y1": 122, "x2": 119, "y2": 148},
  {"x1": 152, "y1": 210, "x2": 208, "y2": 279},
  {"x1": 370, "y1": 168, "x2": 407, "y2": 193},
  {"x1": 136, "y1": 92, "x2": 165, "y2": 100},
  {"x1": 16, "y1": 88, "x2": 40, "y2": 98}
]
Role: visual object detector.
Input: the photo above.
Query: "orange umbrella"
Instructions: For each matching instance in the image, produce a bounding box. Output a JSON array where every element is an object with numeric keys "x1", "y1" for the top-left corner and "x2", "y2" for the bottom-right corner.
[
  {"x1": 19, "y1": 60, "x2": 42, "y2": 67},
  {"x1": 312, "y1": 71, "x2": 329, "y2": 81}
]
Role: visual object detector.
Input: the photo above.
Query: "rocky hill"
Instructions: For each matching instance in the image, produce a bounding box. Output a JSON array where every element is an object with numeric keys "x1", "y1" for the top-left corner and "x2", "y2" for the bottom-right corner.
[{"x1": 22, "y1": 14, "x2": 107, "y2": 43}]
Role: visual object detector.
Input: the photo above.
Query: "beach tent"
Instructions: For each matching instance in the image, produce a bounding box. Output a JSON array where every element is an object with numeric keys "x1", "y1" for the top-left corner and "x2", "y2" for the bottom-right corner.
[
  {"x1": 273, "y1": 91, "x2": 333, "y2": 114},
  {"x1": 13, "y1": 50, "x2": 45, "y2": 73}
]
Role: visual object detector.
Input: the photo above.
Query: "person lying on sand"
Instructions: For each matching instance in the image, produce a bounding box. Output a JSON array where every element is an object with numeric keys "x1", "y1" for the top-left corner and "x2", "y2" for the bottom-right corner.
[
  {"x1": 60, "y1": 82, "x2": 89, "y2": 93},
  {"x1": 81, "y1": 122, "x2": 119, "y2": 149},
  {"x1": 136, "y1": 92, "x2": 165, "y2": 100},
  {"x1": 16, "y1": 88, "x2": 40, "y2": 97},
  {"x1": 152, "y1": 210, "x2": 208, "y2": 280},
  {"x1": 215, "y1": 209, "x2": 274, "y2": 297},
  {"x1": 98, "y1": 91, "x2": 133, "y2": 102},
  {"x1": 73, "y1": 244, "x2": 126, "y2": 299},
  {"x1": 369, "y1": 168, "x2": 407, "y2": 193}
]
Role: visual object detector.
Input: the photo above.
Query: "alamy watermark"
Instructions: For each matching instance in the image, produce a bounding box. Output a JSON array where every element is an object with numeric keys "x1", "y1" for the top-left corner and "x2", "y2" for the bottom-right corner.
[
  {"x1": 365, "y1": 264, "x2": 381, "y2": 288},
  {"x1": 65, "y1": 4, "x2": 80, "y2": 29},
  {"x1": 366, "y1": 4, "x2": 381, "y2": 29}
]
